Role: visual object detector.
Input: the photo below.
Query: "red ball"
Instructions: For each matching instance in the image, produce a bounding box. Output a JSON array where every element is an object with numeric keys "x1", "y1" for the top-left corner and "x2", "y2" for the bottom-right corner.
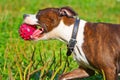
[{"x1": 19, "y1": 23, "x2": 37, "y2": 40}]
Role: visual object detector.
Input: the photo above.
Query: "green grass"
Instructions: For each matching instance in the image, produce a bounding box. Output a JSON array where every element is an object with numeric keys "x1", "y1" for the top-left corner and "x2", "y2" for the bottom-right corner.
[{"x1": 0, "y1": 0, "x2": 120, "y2": 80}]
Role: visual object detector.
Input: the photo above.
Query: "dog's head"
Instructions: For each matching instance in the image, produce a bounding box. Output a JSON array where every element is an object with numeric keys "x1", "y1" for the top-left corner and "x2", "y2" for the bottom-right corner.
[{"x1": 23, "y1": 7, "x2": 77, "y2": 40}]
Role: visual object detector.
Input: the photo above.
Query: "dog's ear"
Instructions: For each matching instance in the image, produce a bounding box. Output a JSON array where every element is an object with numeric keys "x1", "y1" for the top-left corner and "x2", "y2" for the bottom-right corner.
[{"x1": 59, "y1": 6, "x2": 78, "y2": 17}]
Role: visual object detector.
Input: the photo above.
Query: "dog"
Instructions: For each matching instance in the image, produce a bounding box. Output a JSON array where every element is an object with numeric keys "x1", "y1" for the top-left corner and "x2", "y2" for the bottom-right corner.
[{"x1": 23, "y1": 7, "x2": 120, "y2": 80}]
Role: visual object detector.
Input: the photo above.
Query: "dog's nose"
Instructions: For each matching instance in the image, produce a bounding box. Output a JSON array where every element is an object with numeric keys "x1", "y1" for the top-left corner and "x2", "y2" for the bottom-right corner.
[{"x1": 23, "y1": 14, "x2": 29, "y2": 19}]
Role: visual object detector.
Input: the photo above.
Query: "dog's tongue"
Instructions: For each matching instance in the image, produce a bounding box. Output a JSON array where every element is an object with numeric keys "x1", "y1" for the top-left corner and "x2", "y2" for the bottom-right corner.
[{"x1": 31, "y1": 28, "x2": 44, "y2": 39}]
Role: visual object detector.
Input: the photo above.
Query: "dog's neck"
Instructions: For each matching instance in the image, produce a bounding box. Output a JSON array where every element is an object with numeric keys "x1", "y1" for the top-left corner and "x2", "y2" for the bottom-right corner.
[
  {"x1": 56, "y1": 20, "x2": 74, "y2": 43},
  {"x1": 45, "y1": 19, "x2": 87, "y2": 44}
]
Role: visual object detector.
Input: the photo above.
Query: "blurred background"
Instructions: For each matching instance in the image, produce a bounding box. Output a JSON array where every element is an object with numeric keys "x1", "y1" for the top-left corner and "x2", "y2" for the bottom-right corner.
[{"x1": 0, "y1": 0, "x2": 120, "y2": 80}]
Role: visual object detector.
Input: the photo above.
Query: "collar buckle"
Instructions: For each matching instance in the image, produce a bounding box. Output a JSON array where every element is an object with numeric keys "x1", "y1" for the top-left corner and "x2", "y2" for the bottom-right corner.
[{"x1": 68, "y1": 38, "x2": 77, "y2": 50}]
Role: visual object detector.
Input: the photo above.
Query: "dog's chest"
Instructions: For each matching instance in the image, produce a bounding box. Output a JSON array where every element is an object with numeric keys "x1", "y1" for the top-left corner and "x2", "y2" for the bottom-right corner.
[
  {"x1": 73, "y1": 44, "x2": 96, "y2": 70},
  {"x1": 73, "y1": 44, "x2": 89, "y2": 66},
  {"x1": 72, "y1": 20, "x2": 89, "y2": 66}
]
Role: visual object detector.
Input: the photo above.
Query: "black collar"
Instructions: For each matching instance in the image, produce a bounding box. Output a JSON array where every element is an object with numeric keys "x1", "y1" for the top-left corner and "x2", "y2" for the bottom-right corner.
[{"x1": 67, "y1": 17, "x2": 80, "y2": 56}]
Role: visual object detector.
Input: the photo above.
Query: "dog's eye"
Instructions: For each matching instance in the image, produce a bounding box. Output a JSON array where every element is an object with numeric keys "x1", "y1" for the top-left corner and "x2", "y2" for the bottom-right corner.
[
  {"x1": 36, "y1": 14, "x2": 38, "y2": 19},
  {"x1": 36, "y1": 10, "x2": 42, "y2": 18},
  {"x1": 36, "y1": 13, "x2": 40, "y2": 18}
]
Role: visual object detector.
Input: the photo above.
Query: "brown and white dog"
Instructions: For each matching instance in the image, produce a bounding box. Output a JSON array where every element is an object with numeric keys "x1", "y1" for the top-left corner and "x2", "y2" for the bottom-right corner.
[{"x1": 23, "y1": 7, "x2": 120, "y2": 80}]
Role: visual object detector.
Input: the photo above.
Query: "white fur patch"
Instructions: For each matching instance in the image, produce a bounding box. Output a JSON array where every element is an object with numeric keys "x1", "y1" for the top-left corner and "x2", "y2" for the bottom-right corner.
[
  {"x1": 73, "y1": 20, "x2": 89, "y2": 65},
  {"x1": 24, "y1": 14, "x2": 38, "y2": 25},
  {"x1": 44, "y1": 20, "x2": 74, "y2": 42}
]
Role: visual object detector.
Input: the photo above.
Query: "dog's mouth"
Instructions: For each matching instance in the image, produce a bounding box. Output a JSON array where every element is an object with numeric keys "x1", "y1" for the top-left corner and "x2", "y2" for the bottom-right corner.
[
  {"x1": 30, "y1": 26, "x2": 45, "y2": 39},
  {"x1": 23, "y1": 14, "x2": 46, "y2": 40}
]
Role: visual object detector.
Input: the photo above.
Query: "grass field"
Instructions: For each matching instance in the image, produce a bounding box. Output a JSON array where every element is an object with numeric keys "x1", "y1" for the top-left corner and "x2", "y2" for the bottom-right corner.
[{"x1": 0, "y1": 0, "x2": 120, "y2": 80}]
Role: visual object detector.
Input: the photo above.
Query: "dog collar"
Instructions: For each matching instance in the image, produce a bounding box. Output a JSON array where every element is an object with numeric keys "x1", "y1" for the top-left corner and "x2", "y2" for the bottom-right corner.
[{"x1": 67, "y1": 17, "x2": 80, "y2": 56}]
